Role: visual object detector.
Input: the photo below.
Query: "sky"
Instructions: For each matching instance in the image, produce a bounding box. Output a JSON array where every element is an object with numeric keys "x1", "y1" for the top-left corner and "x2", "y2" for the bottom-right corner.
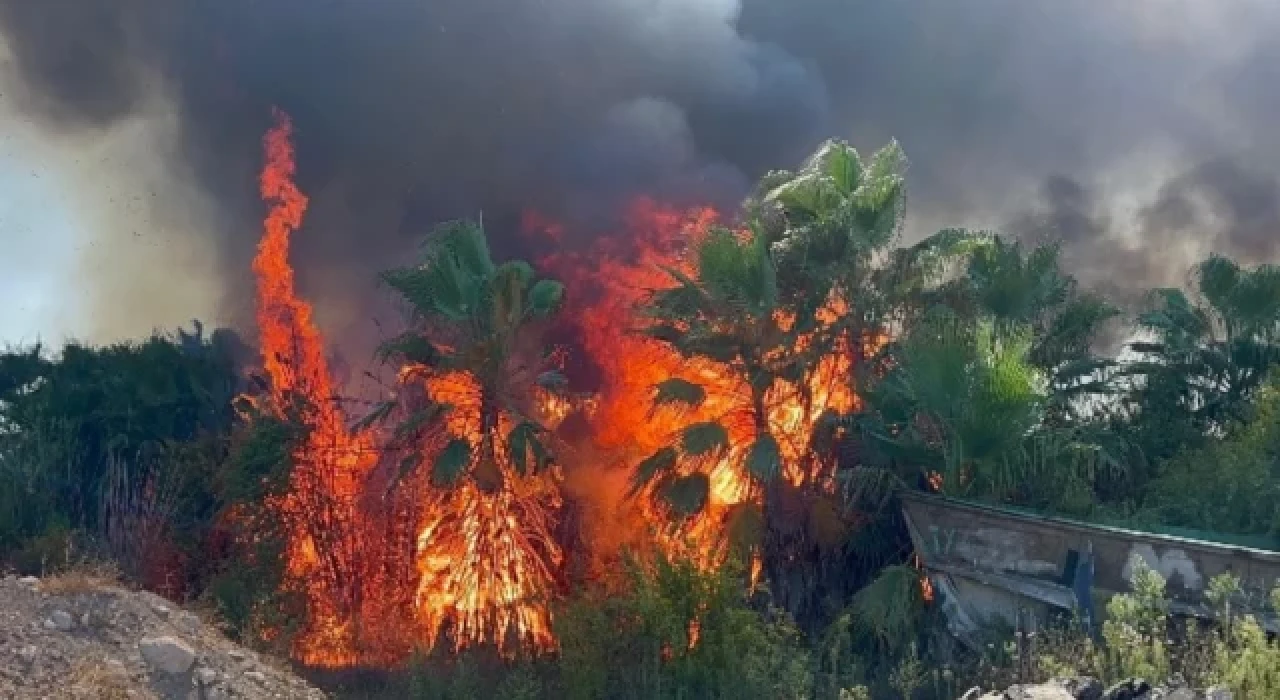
[
  {"x1": 0, "y1": 112, "x2": 80, "y2": 345},
  {"x1": 4, "y1": 1, "x2": 1280, "y2": 350},
  {"x1": 0, "y1": 49, "x2": 225, "y2": 346}
]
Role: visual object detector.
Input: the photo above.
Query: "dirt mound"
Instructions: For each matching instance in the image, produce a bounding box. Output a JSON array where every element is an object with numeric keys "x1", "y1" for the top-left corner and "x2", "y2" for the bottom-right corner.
[{"x1": 0, "y1": 573, "x2": 327, "y2": 699}]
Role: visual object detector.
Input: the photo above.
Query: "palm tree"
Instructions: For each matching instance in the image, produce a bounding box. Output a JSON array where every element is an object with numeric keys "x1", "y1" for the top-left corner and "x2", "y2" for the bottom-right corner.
[
  {"x1": 748, "y1": 139, "x2": 908, "y2": 320},
  {"x1": 1118, "y1": 255, "x2": 1280, "y2": 466},
  {"x1": 851, "y1": 235, "x2": 1127, "y2": 511},
  {"x1": 631, "y1": 140, "x2": 916, "y2": 518},
  {"x1": 367, "y1": 219, "x2": 569, "y2": 652},
  {"x1": 961, "y1": 237, "x2": 1120, "y2": 420},
  {"x1": 372, "y1": 219, "x2": 567, "y2": 491},
  {"x1": 632, "y1": 226, "x2": 796, "y2": 516},
  {"x1": 632, "y1": 141, "x2": 928, "y2": 631}
]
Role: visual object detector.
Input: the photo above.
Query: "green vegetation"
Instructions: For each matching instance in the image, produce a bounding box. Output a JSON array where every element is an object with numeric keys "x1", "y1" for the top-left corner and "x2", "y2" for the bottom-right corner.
[
  {"x1": 1033, "y1": 559, "x2": 1280, "y2": 698},
  {"x1": 3, "y1": 137, "x2": 1280, "y2": 698},
  {"x1": 369, "y1": 219, "x2": 568, "y2": 490}
]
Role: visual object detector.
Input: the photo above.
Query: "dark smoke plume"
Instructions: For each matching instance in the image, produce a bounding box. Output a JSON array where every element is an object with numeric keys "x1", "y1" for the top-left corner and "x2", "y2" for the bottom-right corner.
[{"x1": 4, "y1": 0, "x2": 1280, "y2": 347}]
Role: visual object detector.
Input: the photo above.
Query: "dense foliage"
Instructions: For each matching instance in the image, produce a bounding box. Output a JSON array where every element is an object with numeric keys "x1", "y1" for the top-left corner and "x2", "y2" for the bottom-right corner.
[
  {"x1": 0, "y1": 324, "x2": 241, "y2": 588},
  {"x1": 3, "y1": 137, "x2": 1280, "y2": 698},
  {"x1": 371, "y1": 220, "x2": 568, "y2": 491}
]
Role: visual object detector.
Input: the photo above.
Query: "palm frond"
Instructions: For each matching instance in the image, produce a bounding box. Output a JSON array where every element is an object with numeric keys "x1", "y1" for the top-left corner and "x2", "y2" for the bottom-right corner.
[
  {"x1": 680, "y1": 421, "x2": 730, "y2": 458},
  {"x1": 431, "y1": 438, "x2": 472, "y2": 488},
  {"x1": 652, "y1": 378, "x2": 707, "y2": 410},
  {"x1": 661, "y1": 472, "x2": 711, "y2": 517}
]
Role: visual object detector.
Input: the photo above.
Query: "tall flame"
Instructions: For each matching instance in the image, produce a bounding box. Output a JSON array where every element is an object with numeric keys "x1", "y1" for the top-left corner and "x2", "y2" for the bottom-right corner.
[{"x1": 253, "y1": 110, "x2": 380, "y2": 666}]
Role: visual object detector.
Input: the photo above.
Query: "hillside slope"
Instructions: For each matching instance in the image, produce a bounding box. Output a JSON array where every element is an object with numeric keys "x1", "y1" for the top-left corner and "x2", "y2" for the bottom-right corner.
[{"x1": 0, "y1": 573, "x2": 326, "y2": 699}]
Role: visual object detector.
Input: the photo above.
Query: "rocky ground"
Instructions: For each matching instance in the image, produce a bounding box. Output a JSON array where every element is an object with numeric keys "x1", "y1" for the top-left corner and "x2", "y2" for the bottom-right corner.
[
  {"x1": 966, "y1": 677, "x2": 1234, "y2": 700},
  {"x1": 0, "y1": 572, "x2": 327, "y2": 699}
]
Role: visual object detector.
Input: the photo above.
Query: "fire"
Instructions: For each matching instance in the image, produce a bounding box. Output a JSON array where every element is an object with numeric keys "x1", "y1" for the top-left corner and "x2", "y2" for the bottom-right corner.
[
  {"x1": 249, "y1": 114, "x2": 869, "y2": 666},
  {"x1": 252, "y1": 109, "x2": 380, "y2": 666},
  {"x1": 252, "y1": 110, "x2": 563, "y2": 664},
  {"x1": 533, "y1": 199, "x2": 859, "y2": 570},
  {"x1": 408, "y1": 368, "x2": 564, "y2": 654}
]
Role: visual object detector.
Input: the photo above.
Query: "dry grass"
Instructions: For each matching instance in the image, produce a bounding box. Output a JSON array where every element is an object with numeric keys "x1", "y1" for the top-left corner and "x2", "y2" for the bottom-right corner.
[
  {"x1": 38, "y1": 560, "x2": 123, "y2": 596},
  {"x1": 58, "y1": 657, "x2": 146, "y2": 700}
]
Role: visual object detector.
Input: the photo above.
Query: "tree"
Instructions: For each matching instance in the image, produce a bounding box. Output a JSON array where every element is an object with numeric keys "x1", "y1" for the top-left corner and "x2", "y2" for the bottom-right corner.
[
  {"x1": 373, "y1": 220, "x2": 568, "y2": 490},
  {"x1": 1119, "y1": 255, "x2": 1280, "y2": 467},
  {"x1": 1139, "y1": 374, "x2": 1280, "y2": 537},
  {"x1": 961, "y1": 238, "x2": 1120, "y2": 418},
  {"x1": 632, "y1": 140, "x2": 917, "y2": 518},
  {"x1": 0, "y1": 324, "x2": 242, "y2": 588},
  {"x1": 632, "y1": 226, "x2": 798, "y2": 517},
  {"x1": 369, "y1": 219, "x2": 569, "y2": 652},
  {"x1": 852, "y1": 235, "x2": 1125, "y2": 511},
  {"x1": 632, "y1": 141, "x2": 930, "y2": 631}
]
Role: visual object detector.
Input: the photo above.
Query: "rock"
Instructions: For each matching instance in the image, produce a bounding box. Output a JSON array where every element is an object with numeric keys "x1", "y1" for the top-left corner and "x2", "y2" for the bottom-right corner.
[
  {"x1": 195, "y1": 667, "x2": 218, "y2": 686},
  {"x1": 48, "y1": 610, "x2": 74, "y2": 631},
  {"x1": 1103, "y1": 679, "x2": 1152, "y2": 700},
  {"x1": 79, "y1": 612, "x2": 89, "y2": 627},
  {"x1": 1202, "y1": 688, "x2": 1232, "y2": 700},
  {"x1": 18, "y1": 576, "x2": 38, "y2": 587},
  {"x1": 1004, "y1": 683, "x2": 1075, "y2": 700},
  {"x1": 175, "y1": 611, "x2": 200, "y2": 632},
  {"x1": 244, "y1": 669, "x2": 267, "y2": 683},
  {"x1": 139, "y1": 635, "x2": 196, "y2": 674},
  {"x1": 228, "y1": 649, "x2": 247, "y2": 662},
  {"x1": 1060, "y1": 677, "x2": 1104, "y2": 700},
  {"x1": 150, "y1": 602, "x2": 171, "y2": 619}
]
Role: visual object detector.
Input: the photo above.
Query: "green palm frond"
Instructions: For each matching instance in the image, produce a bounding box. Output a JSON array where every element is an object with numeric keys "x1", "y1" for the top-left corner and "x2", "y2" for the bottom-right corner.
[
  {"x1": 661, "y1": 472, "x2": 711, "y2": 517},
  {"x1": 680, "y1": 421, "x2": 730, "y2": 458},
  {"x1": 631, "y1": 447, "x2": 679, "y2": 494},
  {"x1": 528, "y1": 279, "x2": 565, "y2": 318},
  {"x1": 507, "y1": 420, "x2": 550, "y2": 476},
  {"x1": 849, "y1": 565, "x2": 926, "y2": 654},
  {"x1": 745, "y1": 433, "x2": 782, "y2": 482},
  {"x1": 695, "y1": 227, "x2": 778, "y2": 317},
  {"x1": 433, "y1": 219, "x2": 495, "y2": 279},
  {"x1": 431, "y1": 438, "x2": 472, "y2": 488},
  {"x1": 652, "y1": 378, "x2": 707, "y2": 410}
]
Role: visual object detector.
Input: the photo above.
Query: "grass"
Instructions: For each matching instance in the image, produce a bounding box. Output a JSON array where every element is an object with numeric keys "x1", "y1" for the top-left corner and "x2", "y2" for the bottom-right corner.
[
  {"x1": 60, "y1": 657, "x2": 140, "y2": 700},
  {"x1": 37, "y1": 559, "x2": 123, "y2": 596}
]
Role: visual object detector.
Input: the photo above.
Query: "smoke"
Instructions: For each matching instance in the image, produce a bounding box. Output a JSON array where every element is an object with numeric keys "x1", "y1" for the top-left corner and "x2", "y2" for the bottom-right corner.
[{"x1": 4, "y1": 0, "x2": 1280, "y2": 346}]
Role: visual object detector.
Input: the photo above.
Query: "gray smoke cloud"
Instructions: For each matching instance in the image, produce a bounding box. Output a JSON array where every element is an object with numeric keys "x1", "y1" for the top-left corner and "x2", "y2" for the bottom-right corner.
[{"x1": 3, "y1": 0, "x2": 1280, "y2": 350}]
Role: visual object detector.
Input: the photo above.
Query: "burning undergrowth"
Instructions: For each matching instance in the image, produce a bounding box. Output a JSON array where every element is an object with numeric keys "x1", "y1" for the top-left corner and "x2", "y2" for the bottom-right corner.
[{"x1": 245, "y1": 109, "x2": 866, "y2": 668}]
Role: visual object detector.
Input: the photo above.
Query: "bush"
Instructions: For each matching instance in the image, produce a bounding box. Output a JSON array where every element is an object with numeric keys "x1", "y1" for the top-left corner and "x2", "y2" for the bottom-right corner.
[
  {"x1": 554, "y1": 553, "x2": 812, "y2": 700},
  {"x1": 1140, "y1": 377, "x2": 1280, "y2": 537},
  {"x1": 1004, "y1": 558, "x2": 1280, "y2": 699}
]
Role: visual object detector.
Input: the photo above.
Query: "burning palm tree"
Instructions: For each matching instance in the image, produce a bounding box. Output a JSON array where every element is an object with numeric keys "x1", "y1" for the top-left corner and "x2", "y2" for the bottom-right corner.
[{"x1": 370, "y1": 220, "x2": 569, "y2": 654}]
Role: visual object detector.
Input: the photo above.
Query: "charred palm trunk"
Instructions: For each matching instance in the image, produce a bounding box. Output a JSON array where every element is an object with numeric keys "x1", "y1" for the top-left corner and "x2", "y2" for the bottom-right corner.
[{"x1": 475, "y1": 385, "x2": 504, "y2": 493}]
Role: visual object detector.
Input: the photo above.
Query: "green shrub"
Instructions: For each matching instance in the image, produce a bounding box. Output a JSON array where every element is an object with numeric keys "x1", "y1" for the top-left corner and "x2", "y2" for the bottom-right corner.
[
  {"x1": 1096, "y1": 556, "x2": 1171, "y2": 683},
  {"x1": 1141, "y1": 378, "x2": 1280, "y2": 537},
  {"x1": 553, "y1": 553, "x2": 812, "y2": 700}
]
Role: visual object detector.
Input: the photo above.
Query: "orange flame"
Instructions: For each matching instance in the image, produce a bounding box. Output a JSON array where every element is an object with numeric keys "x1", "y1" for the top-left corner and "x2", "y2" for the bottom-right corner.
[
  {"x1": 253, "y1": 110, "x2": 382, "y2": 666},
  {"x1": 409, "y1": 368, "x2": 563, "y2": 655},
  {"x1": 534, "y1": 200, "x2": 859, "y2": 569},
  {"x1": 250, "y1": 115, "x2": 870, "y2": 666}
]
